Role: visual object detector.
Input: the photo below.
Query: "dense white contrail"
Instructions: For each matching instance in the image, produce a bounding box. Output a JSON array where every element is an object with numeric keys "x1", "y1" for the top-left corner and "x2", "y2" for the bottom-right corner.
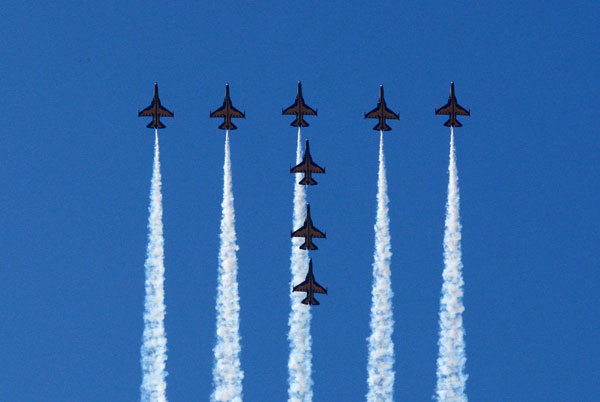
[
  {"x1": 212, "y1": 131, "x2": 244, "y2": 402},
  {"x1": 436, "y1": 128, "x2": 468, "y2": 402},
  {"x1": 287, "y1": 127, "x2": 313, "y2": 402},
  {"x1": 141, "y1": 129, "x2": 168, "y2": 402},
  {"x1": 366, "y1": 130, "x2": 395, "y2": 402}
]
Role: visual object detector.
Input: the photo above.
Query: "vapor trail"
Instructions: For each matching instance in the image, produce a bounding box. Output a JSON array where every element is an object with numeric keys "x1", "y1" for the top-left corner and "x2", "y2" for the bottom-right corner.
[
  {"x1": 366, "y1": 130, "x2": 395, "y2": 402},
  {"x1": 140, "y1": 129, "x2": 168, "y2": 402},
  {"x1": 436, "y1": 128, "x2": 468, "y2": 402},
  {"x1": 212, "y1": 131, "x2": 244, "y2": 402},
  {"x1": 287, "y1": 127, "x2": 313, "y2": 402}
]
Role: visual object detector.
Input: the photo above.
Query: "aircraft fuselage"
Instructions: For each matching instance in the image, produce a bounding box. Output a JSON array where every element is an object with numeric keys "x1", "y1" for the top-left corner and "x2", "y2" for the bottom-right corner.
[
  {"x1": 378, "y1": 104, "x2": 387, "y2": 124},
  {"x1": 297, "y1": 99, "x2": 307, "y2": 125},
  {"x1": 300, "y1": 158, "x2": 312, "y2": 183},
  {"x1": 152, "y1": 102, "x2": 160, "y2": 126}
]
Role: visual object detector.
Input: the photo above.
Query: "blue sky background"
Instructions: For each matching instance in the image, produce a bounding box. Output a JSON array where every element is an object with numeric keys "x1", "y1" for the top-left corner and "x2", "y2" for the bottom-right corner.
[{"x1": 1, "y1": 1, "x2": 598, "y2": 401}]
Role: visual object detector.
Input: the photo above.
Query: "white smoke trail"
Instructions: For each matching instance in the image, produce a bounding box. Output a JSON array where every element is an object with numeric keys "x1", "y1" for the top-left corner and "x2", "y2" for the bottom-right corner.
[
  {"x1": 287, "y1": 127, "x2": 313, "y2": 402},
  {"x1": 212, "y1": 131, "x2": 244, "y2": 402},
  {"x1": 435, "y1": 127, "x2": 468, "y2": 402},
  {"x1": 366, "y1": 130, "x2": 395, "y2": 402},
  {"x1": 140, "y1": 129, "x2": 168, "y2": 402}
]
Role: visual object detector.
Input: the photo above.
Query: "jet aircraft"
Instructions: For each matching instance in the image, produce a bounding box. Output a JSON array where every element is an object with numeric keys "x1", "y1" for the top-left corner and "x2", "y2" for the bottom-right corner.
[
  {"x1": 293, "y1": 259, "x2": 327, "y2": 306},
  {"x1": 282, "y1": 81, "x2": 318, "y2": 127},
  {"x1": 435, "y1": 82, "x2": 470, "y2": 127},
  {"x1": 364, "y1": 85, "x2": 399, "y2": 131},
  {"x1": 291, "y1": 204, "x2": 326, "y2": 250},
  {"x1": 290, "y1": 140, "x2": 325, "y2": 185},
  {"x1": 210, "y1": 84, "x2": 245, "y2": 130},
  {"x1": 138, "y1": 83, "x2": 174, "y2": 129}
]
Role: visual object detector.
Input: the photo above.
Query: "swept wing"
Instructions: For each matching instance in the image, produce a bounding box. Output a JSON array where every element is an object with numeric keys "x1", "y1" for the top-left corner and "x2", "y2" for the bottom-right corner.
[
  {"x1": 291, "y1": 223, "x2": 307, "y2": 238},
  {"x1": 229, "y1": 105, "x2": 245, "y2": 118},
  {"x1": 364, "y1": 105, "x2": 380, "y2": 119},
  {"x1": 455, "y1": 103, "x2": 470, "y2": 116},
  {"x1": 311, "y1": 226, "x2": 326, "y2": 239},
  {"x1": 383, "y1": 107, "x2": 399, "y2": 119},
  {"x1": 138, "y1": 105, "x2": 154, "y2": 117},
  {"x1": 301, "y1": 104, "x2": 317, "y2": 116},
  {"x1": 435, "y1": 102, "x2": 452, "y2": 115},
  {"x1": 210, "y1": 105, "x2": 227, "y2": 118},
  {"x1": 282, "y1": 101, "x2": 298, "y2": 115},
  {"x1": 158, "y1": 105, "x2": 174, "y2": 117}
]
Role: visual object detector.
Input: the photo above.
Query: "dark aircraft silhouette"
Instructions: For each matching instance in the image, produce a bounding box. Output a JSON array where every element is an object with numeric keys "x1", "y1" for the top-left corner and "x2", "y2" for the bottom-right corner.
[
  {"x1": 282, "y1": 81, "x2": 318, "y2": 127},
  {"x1": 290, "y1": 140, "x2": 325, "y2": 185},
  {"x1": 364, "y1": 85, "x2": 399, "y2": 131},
  {"x1": 138, "y1": 83, "x2": 174, "y2": 129},
  {"x1": 291, "y1": 204, "x2": 326, "y2": 250},
  {"x1": 293, "y1": 259, "x2": 327, "y2": 306},
  {"x1": 435, "y1": 82, "x2": 470, "y2": 127},
  {"x1": 210, "y1": 84, "x2": 245, "y2": 130}
]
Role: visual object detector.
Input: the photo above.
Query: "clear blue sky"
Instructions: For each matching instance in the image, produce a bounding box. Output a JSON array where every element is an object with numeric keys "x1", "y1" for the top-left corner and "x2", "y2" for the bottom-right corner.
[{"x1": 1, "y1": 1, "x2": 598, "y2": 401}]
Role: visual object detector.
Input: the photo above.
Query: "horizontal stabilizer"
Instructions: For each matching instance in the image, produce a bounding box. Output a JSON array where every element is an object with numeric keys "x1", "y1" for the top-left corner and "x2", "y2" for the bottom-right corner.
[
  {"x1": 219, "y1": 121, "x2": 237, "y2": 130},
  {"x1": 291, "y1": 116, "x2": 310, "y2": 127},
  {"x1": 301, "y1": 295, "x2": 319, "y2": 305},
  {"x1": 374, "y1": 121, "x2": 392, "y2": 131},
  {"x1": 444, "y1": 119, "x2": 462, "y2": 127},
  {"x1": 299, "y1": 176, "x2": 318, "y2": 186},
  {"x1": 147, "y1": 120, "x2": 166, "y2": 129},
  {"x1": 299, "y1": 241, "x2": 318, "y2": 250}
]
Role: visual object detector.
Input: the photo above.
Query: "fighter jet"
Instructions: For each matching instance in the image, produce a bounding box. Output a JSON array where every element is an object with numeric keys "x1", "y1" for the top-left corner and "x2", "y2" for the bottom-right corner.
[
  {"x1": 138, "y1": 83, "x2": 174, "y2": 129},
  {"x1": 210, "y1": 84, "x2": 245, "y2": 130},
  {"x1": 435, "y1": 82, "x2": 470, "y2": 127},
  {"x1": 282, "y1": 81, "x2": 318, "y2": 127},
  {"x1": 290, "y1": 140, "x2": 325, "y2": 185},
  {"x1": 291, "y1": 204, "x2": 326, "y2": 250},
  {"x1": 293, "y1": 259, "x2": 327, "y2": 306},
  {"x1": 364, "y1": 85, "x2": 399, "y2": 131}
]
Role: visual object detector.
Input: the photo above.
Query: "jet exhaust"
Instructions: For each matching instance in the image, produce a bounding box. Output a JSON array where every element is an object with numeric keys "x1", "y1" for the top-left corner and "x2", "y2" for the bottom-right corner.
[
  {"x1": 212, "y1": 131, "x2": 244, "y2": 402},
  {"x1": 366, "y1": 130, "x2": 395, "y2": 402},
  {"x1": 140, "y1": 129, "x2": 169, "y2": 402},
  {"x1": 287, "y1": 127, "x2": 313, "y2": 402},
  {"x1": 435, "y1": 128, "x2": 468, "y2": 402}
]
